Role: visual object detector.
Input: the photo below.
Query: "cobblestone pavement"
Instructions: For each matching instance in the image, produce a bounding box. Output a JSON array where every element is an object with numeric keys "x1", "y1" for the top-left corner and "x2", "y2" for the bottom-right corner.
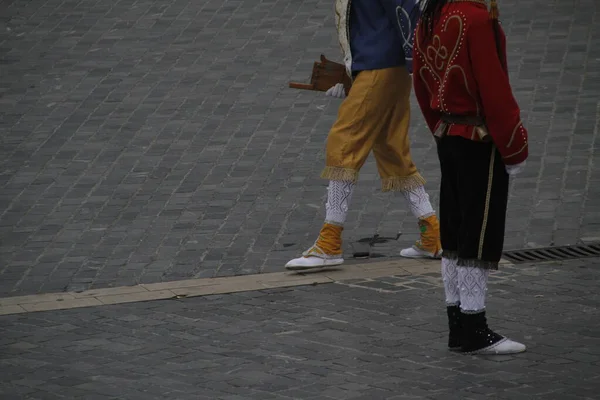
[
  {"x1": 0, "y1": 258, "x2": 598, "y2": 399},
  {"x1": 1, "y1": 0, "x2": 600, "y2": 296}
]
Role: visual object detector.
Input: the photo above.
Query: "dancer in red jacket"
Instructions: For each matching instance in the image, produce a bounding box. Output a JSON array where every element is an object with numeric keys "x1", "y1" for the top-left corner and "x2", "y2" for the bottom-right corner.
[{"x1": 413, "y1": 0, "x2": 527, "y2": 354}]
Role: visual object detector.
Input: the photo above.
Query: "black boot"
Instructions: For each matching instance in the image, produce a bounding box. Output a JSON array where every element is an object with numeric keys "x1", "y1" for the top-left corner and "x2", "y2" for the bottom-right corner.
[
  {"x1": 446, "y1": 305, "x2": 462, "y2": 351},
  {"x1": 461, "y1": 311, "x2": 526, "y2": 355}
]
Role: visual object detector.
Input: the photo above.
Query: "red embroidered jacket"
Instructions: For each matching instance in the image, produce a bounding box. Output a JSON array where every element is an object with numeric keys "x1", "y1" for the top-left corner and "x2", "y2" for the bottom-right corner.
[{"x1": 412, "y1": 2, "x2": 528, "y2": 165}]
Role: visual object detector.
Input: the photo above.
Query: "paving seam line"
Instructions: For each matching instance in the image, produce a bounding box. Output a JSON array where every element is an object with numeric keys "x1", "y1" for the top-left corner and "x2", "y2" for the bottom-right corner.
[{"x1": 0, "y1": 258, "x2": 513, "y2": 315}]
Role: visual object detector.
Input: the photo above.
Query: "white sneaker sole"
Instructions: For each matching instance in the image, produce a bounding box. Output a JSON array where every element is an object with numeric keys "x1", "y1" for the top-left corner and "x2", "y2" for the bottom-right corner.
[
  {"x1": 285, "y1": 258, "x2": 344, "y2": 271},
  {"x1": 400, "y1": 247, "x2": 442, "y2": 259},
  {"x1": 466, "y1": 338, "x2": 527, "y2": 355}
]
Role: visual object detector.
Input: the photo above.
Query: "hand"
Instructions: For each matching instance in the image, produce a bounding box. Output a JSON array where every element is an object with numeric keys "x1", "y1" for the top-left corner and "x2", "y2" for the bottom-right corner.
[
  {"x1": 505, "y1": 161, "x2": 526, "y2": 176},
  {"x1": 325, "y1": 83, "x2": 346, "y2": 99}
]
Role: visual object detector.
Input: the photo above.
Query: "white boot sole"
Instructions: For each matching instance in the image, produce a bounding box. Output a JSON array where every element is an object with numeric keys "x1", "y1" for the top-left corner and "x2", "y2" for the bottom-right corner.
[
  {"x1": 400, "y1": 247, "x2": 442, "y2": 259},
  {"x1": 466, "y1": 338, "x2": 527, "y2": 355},
  {"x1": 285, "y1": 258, "x2": 344, "y2": 271}
]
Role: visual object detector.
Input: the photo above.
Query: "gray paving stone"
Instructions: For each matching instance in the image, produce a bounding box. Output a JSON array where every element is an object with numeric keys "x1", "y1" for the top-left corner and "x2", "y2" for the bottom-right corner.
[
  {"x1": 2, "y1": 258, "x2": 599, "y2": 397},
  {"x1": 1, "y1": 0, "x2": 599, "y2": 295}
]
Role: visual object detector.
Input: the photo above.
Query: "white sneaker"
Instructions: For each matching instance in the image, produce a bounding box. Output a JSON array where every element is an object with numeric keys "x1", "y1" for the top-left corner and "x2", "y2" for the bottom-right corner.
[
  {"x1": 470, "y1": 337, "x2": 527, "y2": 355},
  {"x1": 400, "y1": 244, "x2": 442, "y2": 259},
  {"x1": 285, "y1": 245, "x2": 344, "y2": 271}
]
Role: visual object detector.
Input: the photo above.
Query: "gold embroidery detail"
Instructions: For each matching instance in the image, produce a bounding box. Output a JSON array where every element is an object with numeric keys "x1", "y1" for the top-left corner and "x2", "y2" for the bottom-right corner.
[
  {"x1": 446, "y1": 64, "x2": 480, "y2": 114},
  {"x1": 478, "y1": 146, "x2": 496, "y2": 259},
  {"x1": 505, "y1": 143, "x2": 528, "y2": 159},
  {"x1": 427, "y1": 35, "x2": 449, "y2": 70},
  {"x1": 415, "y1": 24, "x2": 441, "y2": 81},
  {"x1": 422, "y1": 15, "x2": 463, "y2": 75},
  {"x1": 419, "y1": 66, "x2": 435, "y2": 95},
  {"x1": 443, "y1": 15, "x2": 464, "y2": 65},
  {"x1": 507, "y1": 122, "x2": 522, "y2": 148}
]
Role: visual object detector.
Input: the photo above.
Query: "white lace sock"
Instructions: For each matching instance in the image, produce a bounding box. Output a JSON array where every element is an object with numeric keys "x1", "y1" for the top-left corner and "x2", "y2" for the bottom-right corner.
[
  {"x1": 325, "y1": 180, "x2": 355, "y2": 226},
  {"x1": 401, "y1": 185, "x2": 435, "y2": 219},
  {"x1": 458, "y1": 266, "x2": 490, "y2": 313},
  {"x1": 442, "y1": 257, "x2": 459, "y2": 306}
]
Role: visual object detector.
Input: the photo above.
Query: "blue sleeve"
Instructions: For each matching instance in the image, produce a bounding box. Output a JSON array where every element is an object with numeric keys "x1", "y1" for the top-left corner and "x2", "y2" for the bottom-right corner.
[{"x1": 378, "y1": 0, "x2": 422, "y2": 73}]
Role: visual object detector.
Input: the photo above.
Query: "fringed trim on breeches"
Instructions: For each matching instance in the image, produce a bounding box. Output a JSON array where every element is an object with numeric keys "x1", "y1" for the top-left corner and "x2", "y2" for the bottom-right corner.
[
  {"x1": 381, "y1": 172, "x2": 426, "y2": 192},
  {"x1": 321, "y1": 169, "x2": 427, "y2": 192},
  {"x1": 443, "y1": 250, "x2": 499, "y2": 270},
  {"x1": 320, "y1": 167, "x2": 359, "y2": 183},
  {"x1": 458, "y1": 258, "x2": 499, "y2": 271},
  {"x1": 442, "y1": 250, "x2": 459, "y2": 260}
]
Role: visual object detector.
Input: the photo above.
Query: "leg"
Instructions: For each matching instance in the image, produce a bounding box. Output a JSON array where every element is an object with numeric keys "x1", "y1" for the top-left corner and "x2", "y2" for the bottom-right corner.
[
  {"x1": 436, "y1": 135, "x2": 462, "y2": 350},
  {"x1": 398, "y1": 185, "x2": 442, "y2": 258},
  {"x1": 458, "y1": 266, "x2": 524, "y2": 355},
  {"x1": 455, "y1": 137, "x2": 509, "y2": 269},
  {"x1": 286, "y1": 71, "x2": 385, "y2": 270},
  {"x1": 437, "y1": 136, "x2": 461, "y2": 260},
  {"x1": 370, "y1": 67, "x2": 424, "y2": 191},
  {"x1": 285, "y1": 180, "x2": 355, "y2": 270},
  {"x1": 449, "y1": 136, "x2": 525, "y2": 354},
  {"x1": 366, "y1": 67, "x2": 441, "y2": 258},
  {"x1": 443, "y1": 257, "x2": 462, "y2": 351},
  {"x1": 320, "y1": 70, "x2": 391, "y2": 182}
]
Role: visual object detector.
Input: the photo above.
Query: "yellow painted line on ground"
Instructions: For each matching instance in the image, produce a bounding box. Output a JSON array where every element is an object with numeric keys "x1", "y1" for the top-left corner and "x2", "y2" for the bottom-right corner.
[{"x1": 0, "y1": 258, "x2": 461, "y2": 315}]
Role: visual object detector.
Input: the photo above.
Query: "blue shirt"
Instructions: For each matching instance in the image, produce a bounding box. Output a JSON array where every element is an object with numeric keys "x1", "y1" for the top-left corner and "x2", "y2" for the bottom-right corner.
[{"x1": 349, "y1": 0, "x2": 420, "y2": 73}]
